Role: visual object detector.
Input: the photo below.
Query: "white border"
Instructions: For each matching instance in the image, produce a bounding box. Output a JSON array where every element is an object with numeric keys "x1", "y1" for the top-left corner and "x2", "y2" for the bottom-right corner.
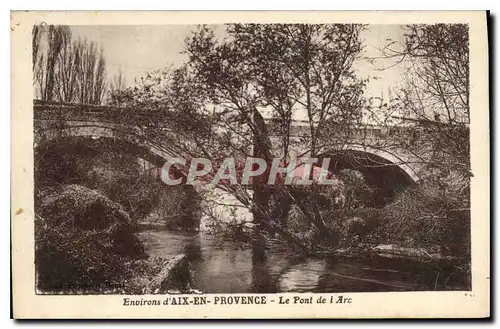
[{"x1": 8, "y1": 9, "x2": 491, "y2": 322}]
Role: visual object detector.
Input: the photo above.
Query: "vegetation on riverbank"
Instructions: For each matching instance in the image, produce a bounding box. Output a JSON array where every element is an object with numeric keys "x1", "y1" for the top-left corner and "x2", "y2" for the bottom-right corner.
[
  {"x1": 35, "y1": 183, "x2": 197, "y2": 294},
  {"x1": 36, "y1": 137, "x2": 202, "y2": 228},
  {"x1": 35, "y1": 184, "x2": 144, "y2": 293},
  {"x1": 206, "y1": 171, "x2": 470, "y2": 272},
  {"x1": 34, "y1": 139, "x2": 202, "y2": 293}
]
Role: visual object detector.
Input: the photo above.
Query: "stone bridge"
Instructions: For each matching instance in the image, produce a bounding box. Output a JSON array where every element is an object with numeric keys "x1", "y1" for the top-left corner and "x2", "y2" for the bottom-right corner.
[
  {"x1": 34, "y1": 100, "x2": 425, "y2": 179},
  {"x1": 33, "y1": 100, "x2": 431, "y2": 221}
]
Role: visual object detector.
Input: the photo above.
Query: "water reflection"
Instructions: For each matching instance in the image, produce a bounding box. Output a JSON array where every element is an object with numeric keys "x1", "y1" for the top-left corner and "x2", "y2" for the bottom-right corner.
[
  {"x1": 183, "y1": 237, "x2": 202, "y2": 262},
  {"x1": 138, "y1": 228, "x2": 466, "y2": 293},
  {"x1": 315, "y1": 260, "x2": 420, "y2": 292},
  {"x1": 250, "y1": 241, "x2": 278, "y2": 293}
]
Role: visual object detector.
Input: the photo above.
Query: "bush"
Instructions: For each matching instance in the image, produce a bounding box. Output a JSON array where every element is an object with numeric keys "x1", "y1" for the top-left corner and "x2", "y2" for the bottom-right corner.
[
  {"x1": 35, "y1": 184, "x2": 145, "y2": 293},
  {"x1": 288, "y1": 177, "x2": 345, "y2": 214},
  {"x1": 35, "y1": 137, "x2": 202, "y2": 227},
  {"x1": 35, "y1": 137, "x2": 159, "y2": 220},
  {"x1": 150, "y1": 184, "x2": 202, "y2": 231},
  {"x1": 337, "y1": 169, "x2": 376, "y2": 209},
  {"x1": 320, "y1": 207, "x2": 384, "y2": 248},
  {"x1": 376, "y1": 182, "x2": 470, "y2": 257}
]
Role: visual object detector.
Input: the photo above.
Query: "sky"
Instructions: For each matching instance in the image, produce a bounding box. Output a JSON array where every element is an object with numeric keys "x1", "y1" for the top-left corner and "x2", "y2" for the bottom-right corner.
[{"x1": 71, "y1": 24, "x2": 407, "y2": 104}]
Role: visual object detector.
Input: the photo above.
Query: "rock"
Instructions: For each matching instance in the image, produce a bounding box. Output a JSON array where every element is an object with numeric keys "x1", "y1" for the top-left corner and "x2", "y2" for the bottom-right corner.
[
  {"x1": 371, "y1": 244, "x2": 454, "y2": 260},
  {"x1": 146, "y1": 254, "x2": 195, "y2": 294}
]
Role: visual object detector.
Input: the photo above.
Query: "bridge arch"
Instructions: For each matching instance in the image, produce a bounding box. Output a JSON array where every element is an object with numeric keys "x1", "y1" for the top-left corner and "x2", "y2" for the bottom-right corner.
[
  {"x1": 34, "y1": 123, "x2": 179, "y2": 168},
  {"x1": 34, "y1": 133, "x2": 208, "y2": 231},
  {"x1": 34, "y1": 126, "x2": 255, "y2": 229},
  {"x1": 325, "y1": 144, "x2": 420, "y2": 182},
  {"x1": 318, "y1": 144, "x2": 420, "y2": 204}
]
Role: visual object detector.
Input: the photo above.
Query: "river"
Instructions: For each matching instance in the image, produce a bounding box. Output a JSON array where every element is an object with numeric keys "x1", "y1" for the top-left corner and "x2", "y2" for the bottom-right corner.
[{"x1": 138, "y1": 227, "x2": 466, "y2": 293}]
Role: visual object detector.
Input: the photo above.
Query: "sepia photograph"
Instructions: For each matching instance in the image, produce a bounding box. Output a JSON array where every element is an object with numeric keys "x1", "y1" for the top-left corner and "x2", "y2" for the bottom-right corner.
[{"x1": 11, "y1": 11, "x2": 490, "y2": 319}]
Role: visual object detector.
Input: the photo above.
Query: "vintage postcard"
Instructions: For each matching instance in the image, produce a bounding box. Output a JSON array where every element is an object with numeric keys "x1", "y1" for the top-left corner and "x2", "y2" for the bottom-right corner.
[{"x1": 11, "y1": 11, "x2": 490, "y2": 319}]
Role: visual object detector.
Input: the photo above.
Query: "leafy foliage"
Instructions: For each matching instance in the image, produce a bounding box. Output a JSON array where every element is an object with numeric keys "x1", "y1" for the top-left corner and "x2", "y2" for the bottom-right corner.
[
  {"x1": 35, "y1": 184, "x2": 144, "y2": 293},
  {"x1": 337, "y1": 169, "x2": 376, "y2": 209},
  {"x1": 35, "y1": 137, "x2": 202, "y2": 225}
]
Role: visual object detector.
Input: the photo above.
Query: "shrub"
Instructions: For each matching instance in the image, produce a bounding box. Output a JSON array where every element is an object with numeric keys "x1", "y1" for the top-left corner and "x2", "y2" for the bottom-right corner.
[
  {"x1": 376, "y1": 181, "x2": 470, "y2": 257},
  {"x1": 288, "y1": 177, "x2": 345, "y2": 215},
  {"x1": 35, "y1": 137, "x2": 202, "y2": 227},
  {"x1": 35, "y1": 184, "x2": 145, "y2": 293},
  {"x1": 35, "y1": 137, "x2": 158, "y2": 220},
  {"x1": 152, "y1": 184, "x2": 202, "y2": 231},
  {"x1": 321, "y1": 207, "x2": 384, "y2": 248},
  {"x1": 337, "y1": 169, "x2": 376, "y2": 209}
]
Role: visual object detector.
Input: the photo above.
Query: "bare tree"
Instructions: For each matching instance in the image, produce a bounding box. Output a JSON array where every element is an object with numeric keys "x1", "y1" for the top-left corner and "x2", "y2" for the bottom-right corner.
[
  {"x1": 33, "y1": 25, "x2": 66, "y2": 101},
  {"x1": 32, "y1": 26, "x2": 108, "y2": 105},
  {"x1": 375, "y1": 24, "x2": 470, "y2": 179},
  {"x1": 32, "y1": 25, "x2": 42, "y2": 71},
  {"x1": 53, "y1": 27, "x2": 79, "y2": 102},
  {"x1": 381, "y1": 24, "x2": 469, "y2": 124},
  {"x1": 371, "y1": 24, "x2": 471, "y2": 257},
  {"x1": 109, "y1": 68, "x2": 127, "y2": 96},
  {"x1": 111, "y1": 24, "x2": 368, "y2": 251},
  {"x1": 92, "y1": 47, "x2": 108, "y2": 105}
]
